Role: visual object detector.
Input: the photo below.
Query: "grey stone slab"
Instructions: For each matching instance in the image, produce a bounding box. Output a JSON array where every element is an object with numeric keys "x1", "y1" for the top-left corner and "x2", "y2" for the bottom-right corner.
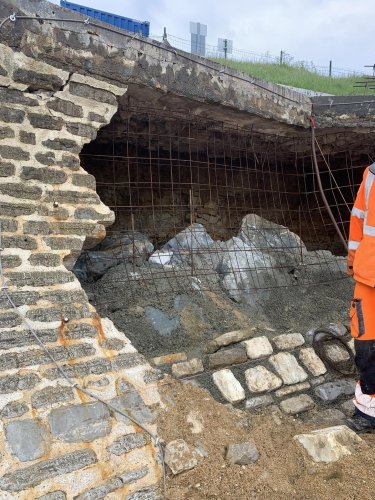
[
  {"x1": 28, "y1": 112, "x2": 63, "y2": 130},
  {"x1": 208, "y1": 347, "x2": 247, "y2": 370},
  {"x1": 107, "y1": 433, "x2": 149, "y2": 456},
  {"x1": 22, "y1": 166, "x2": 66, "y2": 184},
  {"x1": 110, "y1": 392, "x2": 155, "y2": 424},
  {"x1": 48, "y1": 402, "x2": 111, "y2": 442},
  {"x1": 45, "y1": 358, "x2": 111, "y2": 379},
  {"x1": 126, "y1": 486, "x2": 161, "y2": 500},
  {"x1": 19, "y1": 131, "x2": 36, "y2": 145},
  {"x1": 280, "y1": 394, "x2": 315, "y2": 415},
  {"x1": 36, "y1": 491, "x2": 67, "y2": 500},
  {"x1": 0, "y1": 450, "x2": 97, "y2": 492},
  {"x1": 74, "y1": 466, "x2": 148, "y2": 499},
  {"x1": 1, "y1": 401, "x2": 29, "y2": 419},
  {"x1": 31, "y1": 386, "x2": 75, "y2": 409},
  {"x1": 47, "y1": 98, "x2": 83, "y2": 117},
  {"x1": 226, "y1": 441, "x2": 259, "y2": 465},
  {"x1": 5, "y1": 419, "x2": 50, "y2": 462},
  {"x1": 314, "y1": 380, "x2": 355, "y2": 401},
  {"x1": 13, "y1": 68, "x2": 65, "y2": 91},
  {"x1": 245, "y1": 395, "x2": 274, "y2": 410}
]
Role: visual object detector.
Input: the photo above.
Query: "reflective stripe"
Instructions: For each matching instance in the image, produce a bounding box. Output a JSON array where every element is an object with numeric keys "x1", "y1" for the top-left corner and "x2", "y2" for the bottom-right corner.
[
  {"x1": 363, "y1": 224, "x2": 375, "y2": 236},
  {"x1": 348, "y1": 240, "x2": 360, "y2": 250},
  {"x1": 365, "y1": 169, "x2": 375, "y2": 211},
  {"x1": 351, "y1": 206, "x2": 366, "y2": 219}
]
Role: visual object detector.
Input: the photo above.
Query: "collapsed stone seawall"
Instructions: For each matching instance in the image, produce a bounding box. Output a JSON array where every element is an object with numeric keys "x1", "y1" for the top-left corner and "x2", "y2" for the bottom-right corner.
[{"x1": 0, "y1": 40, "x2": 162, "y2": 499}]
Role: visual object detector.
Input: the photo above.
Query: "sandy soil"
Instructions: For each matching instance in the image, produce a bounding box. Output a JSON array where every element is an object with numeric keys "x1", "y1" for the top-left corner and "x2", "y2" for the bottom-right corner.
[{"x1": 157, "y1": 378, "x2": 375, "y2": 500}]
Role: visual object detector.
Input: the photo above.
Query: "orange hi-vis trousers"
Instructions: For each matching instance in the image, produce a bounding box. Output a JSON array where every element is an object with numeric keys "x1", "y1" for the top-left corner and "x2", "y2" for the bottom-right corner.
[
  {"x1": 350, "y1": 281, "x2": 375, "y2": 341},
  {"x1": 350, "y1": 281, "x2": 375, "y2": 421}
]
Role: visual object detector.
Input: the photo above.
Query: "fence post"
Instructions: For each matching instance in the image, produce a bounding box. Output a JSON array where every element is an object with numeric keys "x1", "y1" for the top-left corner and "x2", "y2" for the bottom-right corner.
[
  {"x1": 280, "y1": 50, "x2": 283, "y2": 65},
  {"x1": 329, "y1": 60, "x2": 332, "y2": 77}
]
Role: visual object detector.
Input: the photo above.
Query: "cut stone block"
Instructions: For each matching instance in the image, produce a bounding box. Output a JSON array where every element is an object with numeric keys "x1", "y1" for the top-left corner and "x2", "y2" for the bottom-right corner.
[
  {"x1": 314, "y1": 380, "x2": 355, "y2": 402},
  {"x1": 275, "y1": 381, "x2": 310, "y2": 398},
  {"x1": 164, "y1": 439, "x2": 198, "y2": 474},
  {"x1": 206, "y1": 329, "x2": 254, "y2": 353},
  {"x1": 242, "y1": 336, "x2": 273, "y2": 360},
  {"x1": 269, "y1": 352, "x2": 308, "y2": 385},
  {"x1": 5, "y1": 419, "x2": 50, "y2": 461},
  {"x1": 273, "y1": 333, "x2": 305, "y2": 350},
  {"x1": 298, "y1": 348, "x2": 327, "y2": 376},
  {"x1": 226, "y1": 441, "x2": 259, "y2": 465},
  {"x1": 245, "y1": 395, "x2": 274, "y2": 410},
  {"x1": 280, "y1": 394, "x2": 315, "y2": 415},
  {"x1": 294, "y1": 425, "x2": 366, "y2": 463},
  {"x1": 171, "y1": 358, "x2": 204, "y2": 378},
  {"x1": 212, "y1": 369, "x2": 246, "y2": 403},
  {"x1": 245, "y1": 366, "x2": 282, "y2": 393},
  {"x1": 208, "y1": 346, "x2": 247, "y2": 369},
  {"x1": 48, "y1": 402, "x2": 111, "y2": 442}
]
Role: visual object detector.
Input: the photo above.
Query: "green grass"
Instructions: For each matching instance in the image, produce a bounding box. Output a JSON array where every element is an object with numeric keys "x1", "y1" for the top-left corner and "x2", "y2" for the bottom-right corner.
[{"x1": 212, "y1": 59, "x2": 370, "y2": 96}]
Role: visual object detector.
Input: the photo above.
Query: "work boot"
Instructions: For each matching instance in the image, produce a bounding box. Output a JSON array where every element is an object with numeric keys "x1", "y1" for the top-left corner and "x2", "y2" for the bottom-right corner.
[{"x1": 345, "y1": 411, "x2": 375, "y2": 433}]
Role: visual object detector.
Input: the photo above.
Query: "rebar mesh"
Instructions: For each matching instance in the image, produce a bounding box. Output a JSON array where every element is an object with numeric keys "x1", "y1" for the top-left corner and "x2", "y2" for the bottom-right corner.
[{"x1": 77, "y1": 106, "x2": 371, "y2": 308}]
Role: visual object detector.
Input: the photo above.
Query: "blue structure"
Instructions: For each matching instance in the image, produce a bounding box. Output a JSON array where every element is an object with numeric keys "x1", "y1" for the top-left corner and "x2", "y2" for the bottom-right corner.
[{"x1": 60, "y1": 1, "x2": 150, "y2": 37}]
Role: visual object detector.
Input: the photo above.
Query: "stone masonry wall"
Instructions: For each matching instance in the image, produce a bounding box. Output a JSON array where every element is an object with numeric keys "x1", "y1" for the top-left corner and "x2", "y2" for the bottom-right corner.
[{"x1": 0, "y1": 42, "x2": 162, "y2": 499}]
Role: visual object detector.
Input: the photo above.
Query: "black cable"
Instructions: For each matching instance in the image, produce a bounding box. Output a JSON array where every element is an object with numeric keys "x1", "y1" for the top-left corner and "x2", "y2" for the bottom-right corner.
[{"x1": 312, "y1": 328, "x2": 356, "y2": 376}]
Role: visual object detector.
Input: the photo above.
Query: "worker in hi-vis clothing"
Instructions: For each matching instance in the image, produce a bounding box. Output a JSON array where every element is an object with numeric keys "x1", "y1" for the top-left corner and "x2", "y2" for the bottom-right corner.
[{"x1": 346, "y1": 163, "x2": 375, "y2": 432}]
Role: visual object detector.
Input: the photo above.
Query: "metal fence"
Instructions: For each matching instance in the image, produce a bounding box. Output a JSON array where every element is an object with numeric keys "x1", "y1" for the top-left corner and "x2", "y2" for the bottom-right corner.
[{"x1": 151, "y1": 33, "x2": 365, "y2": 78}]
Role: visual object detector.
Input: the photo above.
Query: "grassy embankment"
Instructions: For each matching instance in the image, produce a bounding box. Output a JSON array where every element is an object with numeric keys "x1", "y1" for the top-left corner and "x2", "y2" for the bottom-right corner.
[{"x1": 213, "y1": 59, "x2": 369, "y2": 96}]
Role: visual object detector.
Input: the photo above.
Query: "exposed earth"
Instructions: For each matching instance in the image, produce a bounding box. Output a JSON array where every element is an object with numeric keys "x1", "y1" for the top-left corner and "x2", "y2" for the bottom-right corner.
[{"x1": 158, "y1": 378, "x2": 374, "y2": 500}]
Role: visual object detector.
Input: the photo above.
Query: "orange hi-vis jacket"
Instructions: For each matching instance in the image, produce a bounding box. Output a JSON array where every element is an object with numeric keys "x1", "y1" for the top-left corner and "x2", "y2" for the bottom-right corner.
[{"x1": 348, "y1": 164, "x2": 375, "y2": 286}]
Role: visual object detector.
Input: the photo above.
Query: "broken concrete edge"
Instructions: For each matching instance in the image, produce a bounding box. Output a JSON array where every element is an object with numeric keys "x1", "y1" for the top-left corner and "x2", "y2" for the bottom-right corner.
[
  {"x1": 0, "y1": 0, "x2": 313, "y2": 133},
  {"x1": 0, "y1": 36, "x2": 164, "y2": 496}
]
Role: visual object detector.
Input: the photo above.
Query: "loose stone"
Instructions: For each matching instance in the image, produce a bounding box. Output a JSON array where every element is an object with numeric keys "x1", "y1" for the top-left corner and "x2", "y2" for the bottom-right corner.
[
  {"x1": 164, "y1": 439, "x2": 198, "y2": 475},
  {"x1": 226, "y1": 441, "x2": 259, "y2": 465},
  {"x1": 294, "y1": 425, "x2": 366, "y2": 463}
]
